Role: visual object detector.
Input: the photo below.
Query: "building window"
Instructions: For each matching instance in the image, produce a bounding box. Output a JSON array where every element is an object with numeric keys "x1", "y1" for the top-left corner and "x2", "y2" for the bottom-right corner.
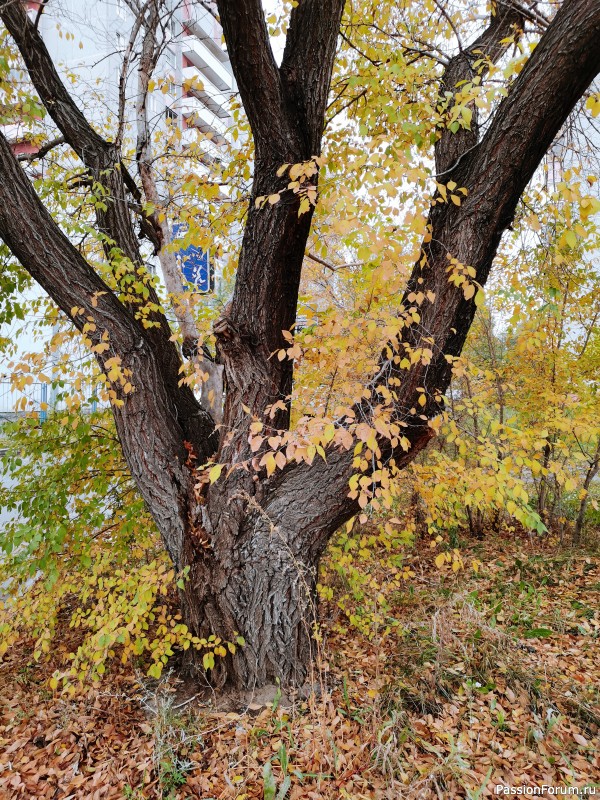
[
  {"x1": 165, "y1": 46, "x2": 175, "y2": 69},
  {"x1": 165, "y1": 107, "x2": 178, "y2": 121}
]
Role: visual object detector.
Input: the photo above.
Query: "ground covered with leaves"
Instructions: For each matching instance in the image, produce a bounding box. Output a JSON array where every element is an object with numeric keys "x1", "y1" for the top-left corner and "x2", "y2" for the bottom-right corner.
[{"x1": 1, "y1": 531, "x2": 599, "y2": 799}]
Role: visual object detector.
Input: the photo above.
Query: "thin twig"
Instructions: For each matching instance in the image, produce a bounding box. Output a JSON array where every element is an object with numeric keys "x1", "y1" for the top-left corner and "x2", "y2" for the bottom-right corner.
[{"x1": 305, "y1": 251, "x2": 362, "y2": 272}]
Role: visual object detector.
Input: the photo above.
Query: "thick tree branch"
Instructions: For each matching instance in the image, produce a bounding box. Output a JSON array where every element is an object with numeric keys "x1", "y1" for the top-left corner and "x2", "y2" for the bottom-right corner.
[
  {"x1": 215, "y1": 0, "x2": 288, "y2": 160},
  {"x1": 389, "y1": 0, "x2": 600, "y2": 474},
  {"x1": 1, "y1": 0, "x2": 152, "y2": 269},
  {"x1": 279, "y1": 0, "x2": 346, "y2": 155},
  {"x1": 213, "y1": 0, "x2": 345, "y2": 459},
  {"x1": 435, "y1": 0, "x2": 525, "y2": 175},
  {"x1": 0, "y1": 0, "x2": 217, "y2": 452},
  {"x1": 0, "y1": 126, "x2": 216, "y2": 564}
]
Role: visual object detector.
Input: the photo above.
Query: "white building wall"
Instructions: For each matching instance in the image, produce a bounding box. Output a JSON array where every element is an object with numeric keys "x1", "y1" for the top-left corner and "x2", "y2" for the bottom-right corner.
[{"x1": 0, "y1": 0, "x2": 237, "y2": 407}]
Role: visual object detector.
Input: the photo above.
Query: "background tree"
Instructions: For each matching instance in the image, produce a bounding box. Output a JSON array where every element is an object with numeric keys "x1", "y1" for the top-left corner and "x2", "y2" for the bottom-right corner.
[{"x1": 0, "y1": 0, "x2": 599, "y2": 692}]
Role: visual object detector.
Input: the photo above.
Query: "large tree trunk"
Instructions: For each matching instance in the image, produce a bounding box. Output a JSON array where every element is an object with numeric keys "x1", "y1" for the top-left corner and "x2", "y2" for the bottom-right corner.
[
  {"x1": 181, "y1": 515, "x2": 319, "y2": 690},
  {"x1": 174, "y1": 447, "x2": 354, "y2": 689},
  {"x1": 167, "y1": 0, "x2": 347, "y2": 690}
]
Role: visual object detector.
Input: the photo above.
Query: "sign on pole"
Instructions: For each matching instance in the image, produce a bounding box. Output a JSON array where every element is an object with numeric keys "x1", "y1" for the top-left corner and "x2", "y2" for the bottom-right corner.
[{"x1": 172, "y1": 223, "x2": 213, "y2": 293}]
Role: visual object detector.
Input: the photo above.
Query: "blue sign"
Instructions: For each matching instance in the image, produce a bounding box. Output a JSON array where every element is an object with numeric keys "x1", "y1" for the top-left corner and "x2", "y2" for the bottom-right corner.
[{"x1": 172, "y1": 223, "x2": 212, "y2": 293}]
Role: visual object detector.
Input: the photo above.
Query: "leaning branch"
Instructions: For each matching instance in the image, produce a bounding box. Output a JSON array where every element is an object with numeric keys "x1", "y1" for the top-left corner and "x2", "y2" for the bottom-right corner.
[
  {"x1": 1, "y1": 0, "x2": 217, "y2": 450},
  {"x1": 279, "y1": 0, "x2": 346, "y2": 154},
  {"x1": 0, "y1": 126, "x2": 216, "y2": 466},
  {"x1": 435, "y1": 0, "x2": 525, "y2": 175}
]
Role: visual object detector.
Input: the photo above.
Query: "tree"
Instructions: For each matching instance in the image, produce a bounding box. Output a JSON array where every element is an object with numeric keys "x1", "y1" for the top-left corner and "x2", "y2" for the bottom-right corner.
[{"x1": 0, "y1": 0, "x2": 599, "y2": 692}]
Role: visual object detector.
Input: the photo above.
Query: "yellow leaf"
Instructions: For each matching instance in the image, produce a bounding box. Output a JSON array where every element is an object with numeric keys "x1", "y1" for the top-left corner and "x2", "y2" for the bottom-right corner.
[
  {"x1": 585, "y1": 93, "x2": 600, "y2": 117},
  {"x1": 261, "y1": 452, "x2": 276, "y2": 477},
  {"x1": 463, "y1": 283, "x2": 475, "y2": 300},
  {"x1": 209, "y1": 464, "x2": 223, "y2": 484},
  {"x1": 298, "y1": 196, "x2": 311, "y2": 216},
  {"x1": 323, "y1": 423, "x2": 336, "y2": 443},
  {"x1": 202, "y1": 651, "x2": 215, "y2": 671}
]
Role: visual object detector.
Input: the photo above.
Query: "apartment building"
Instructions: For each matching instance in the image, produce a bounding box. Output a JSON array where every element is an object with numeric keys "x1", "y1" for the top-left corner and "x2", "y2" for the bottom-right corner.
[{"x1": 8, "y1": 0, "x2": 235, "y2": 149}]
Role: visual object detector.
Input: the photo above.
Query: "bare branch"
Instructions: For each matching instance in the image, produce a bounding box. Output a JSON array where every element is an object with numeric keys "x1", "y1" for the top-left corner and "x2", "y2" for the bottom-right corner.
[
  {"x1": 33, "y1": 0, "x2": 48, "y2": 30},
  {"x1": 116, "y1": 0, "x2": 151, "y2": 147},
  {"x1": 134, "y1": 0, "x2": 223, "y2": 423},
  {"x1": 305, "y1": 251, "x2": 361, "y2": 272}
]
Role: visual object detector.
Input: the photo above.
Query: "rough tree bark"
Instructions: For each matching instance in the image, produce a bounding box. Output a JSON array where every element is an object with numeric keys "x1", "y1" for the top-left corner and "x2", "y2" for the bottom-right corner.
[{"x1": 0, "y1": 0, "x2": 599, "y2": 691}]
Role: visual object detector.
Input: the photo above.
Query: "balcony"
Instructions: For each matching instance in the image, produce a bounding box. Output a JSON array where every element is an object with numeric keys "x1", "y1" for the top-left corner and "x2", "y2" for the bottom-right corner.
[
  {"x1": 181, "y1": 35, "x2": 234, "y2": 93},
  {"x1": 178, "y1": 96, "x2": 229, "y2": 144},
  {"x1": 183, "y1": 8, "x2": 228, "y2": 64},
  {"x1": 181, "y1": 65, "x2": 232, "y2": 122}
]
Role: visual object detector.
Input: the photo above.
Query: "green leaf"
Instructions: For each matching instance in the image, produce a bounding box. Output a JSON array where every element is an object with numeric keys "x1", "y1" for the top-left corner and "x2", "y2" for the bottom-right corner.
[
  {"x1": 148, "y1": 662, "x2": 163, "y2": 679},
  {"x1": 263, "y1": 762, "x2": 277, "y2": 800},
  {"x1": 523, "y1": 628, "x2": 553, "y2": 639},
  {"x1": 277, "y1": 776, "x2": 291, "y2": 800}
]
